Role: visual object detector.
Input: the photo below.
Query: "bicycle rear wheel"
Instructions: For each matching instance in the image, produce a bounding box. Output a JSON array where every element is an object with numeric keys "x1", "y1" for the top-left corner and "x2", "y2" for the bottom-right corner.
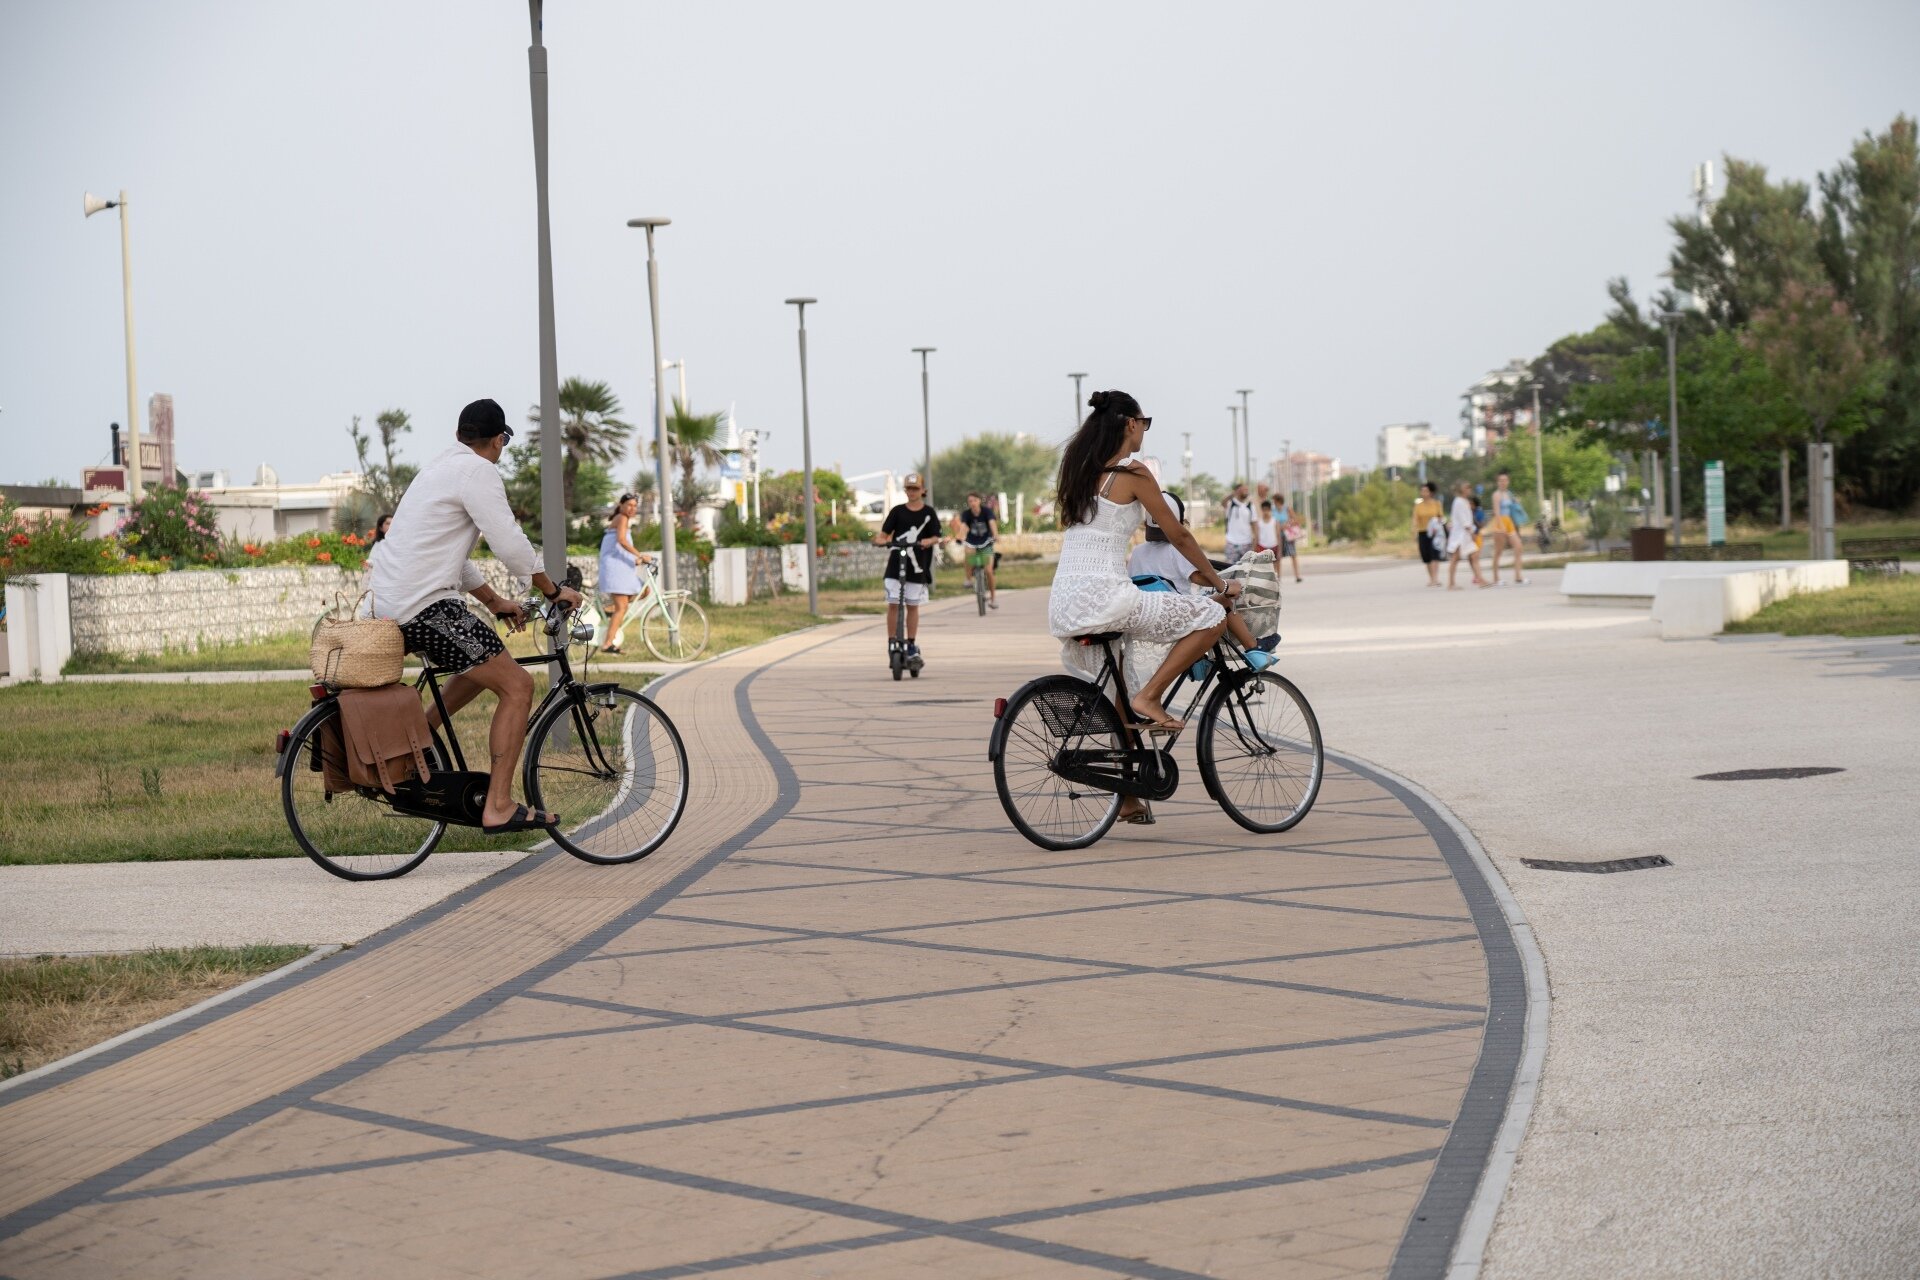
[
  {"x1": 641, "y1": 595, "x2": 709, "y2": 663},
  {"x1": 992, "y1": 675, "x2": 1124, "y2": 850},
  {"x1": 1196, "y1": 670, "x2": 1323, "y2": 834},
  {"x1": 526, "y1": 683, "x2": 689, "y2": 864},
  {"x1": 281, "y1": 700, "x2": 444, "y2": 881}
]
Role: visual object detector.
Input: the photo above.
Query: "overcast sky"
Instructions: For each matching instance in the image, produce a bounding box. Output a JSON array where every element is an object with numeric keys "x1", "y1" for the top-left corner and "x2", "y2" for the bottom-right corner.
[{"x1": 4, "y1": 0, "x2": 1915, "y2": 495}]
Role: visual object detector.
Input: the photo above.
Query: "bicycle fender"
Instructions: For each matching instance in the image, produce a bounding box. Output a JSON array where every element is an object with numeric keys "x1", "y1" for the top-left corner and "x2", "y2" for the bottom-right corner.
[
  {"x1": 275, "y1": 699, "x2": 337, "y2": 781},
  {"x1": 987, "y1": 673, "x2": 1069, "y2": 762}
]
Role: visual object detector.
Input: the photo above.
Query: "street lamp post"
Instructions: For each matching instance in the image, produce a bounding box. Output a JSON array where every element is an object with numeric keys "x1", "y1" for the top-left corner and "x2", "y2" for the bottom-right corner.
[
  {"x1": 787, "y1": 298, "x2": 820, "y2": 615},
  {"x1": 628, "y1": 218, "x2": 678, "y2": 593},
  {"x1": 912, "y1": 348, "x2": 935, "y2": 506},
  {"x1": 1236, "y1": 389, "x2": 1253, "y2": 494},
  {"x1": 1281, "y1": 437, "x2": 1293, "y2": 515},
  {"x1": 1227, "y1": 406, "x2": 1240, "y2": 484},
  {"x1": 1660, "y1": 312, "x2": 1683, "y2": 544},
  {"x1": 1180, "y1": 431, "x2": 1193, "y2": 497},
  {"x1": 84, "y1": 190, "x2": 143, "y2": 501},
  {"x1": 663, "y1": 358, "x2": 687, "y2": 409},
  {"x1": 1069, "y1": 372, "x2": 1087, "y2": 429},
  {"x1": 1529, "y1": 383, "x2": 1547, "y2": 523},
  {"x1": 525, "y1": 1, "x2": 562, "y2": 578}
]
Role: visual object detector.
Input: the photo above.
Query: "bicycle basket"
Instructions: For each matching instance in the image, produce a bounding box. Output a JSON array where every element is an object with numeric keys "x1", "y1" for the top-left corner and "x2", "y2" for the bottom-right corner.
[{"x1": 1035, "y1": 686, "x2": 1106, "y2": 739}]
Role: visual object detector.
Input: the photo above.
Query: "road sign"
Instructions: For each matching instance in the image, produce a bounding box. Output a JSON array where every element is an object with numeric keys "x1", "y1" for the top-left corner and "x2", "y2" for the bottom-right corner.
[{"x1": 1704, "y1": 460, "x2": 1726, "y2": 546}]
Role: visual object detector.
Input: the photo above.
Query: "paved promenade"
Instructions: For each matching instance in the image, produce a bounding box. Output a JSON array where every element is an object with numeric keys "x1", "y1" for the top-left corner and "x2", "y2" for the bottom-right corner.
[{"x1": 0, "y1": 594, "x2": 1521, "y2": 1278}]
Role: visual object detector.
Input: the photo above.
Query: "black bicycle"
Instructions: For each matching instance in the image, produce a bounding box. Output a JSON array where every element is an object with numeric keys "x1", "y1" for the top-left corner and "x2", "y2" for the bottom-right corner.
[
  {"x1": 988, "y1": 631, "x2": 1322, "y2": 850},
  {"x1": 276, "y1": 585, "x2": 689, "y2": 881}
]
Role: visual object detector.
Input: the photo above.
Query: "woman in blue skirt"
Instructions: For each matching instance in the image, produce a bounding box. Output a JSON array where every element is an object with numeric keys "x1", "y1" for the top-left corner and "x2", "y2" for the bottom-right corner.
[{"x1": 597, "y1": 493, "x2": 653, "y2": 654}]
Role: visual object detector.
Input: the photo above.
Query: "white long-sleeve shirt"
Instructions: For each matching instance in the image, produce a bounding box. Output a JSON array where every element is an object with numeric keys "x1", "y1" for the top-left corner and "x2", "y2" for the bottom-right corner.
[{"x1": 367, "y1": 445, "x2": 539, "y2": 624}]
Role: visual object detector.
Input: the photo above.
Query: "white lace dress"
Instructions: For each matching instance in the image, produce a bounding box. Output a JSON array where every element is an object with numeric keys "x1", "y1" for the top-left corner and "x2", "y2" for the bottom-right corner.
[{"x1": 1049, "y1": 495, "x2": 1225, "y2": 684}]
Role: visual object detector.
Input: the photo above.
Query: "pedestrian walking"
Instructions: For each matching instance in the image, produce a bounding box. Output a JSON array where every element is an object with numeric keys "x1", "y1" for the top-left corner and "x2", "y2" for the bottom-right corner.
[
  {"x1": 1447, "y1": 481, "x2": 1489, "y2": 590},
  {"x1": 1413, "y1": 482, "x2": 1444, "y2": 587},
  {"x1": 1223, "y1": 484, "x2": 1254, "y2": 564},
  {"x1": 1274, "y1": 497, "x2": 1305, "y2": 584},
  {"x1": 1484, "y1": 470, "x2": 1529, "y2": 585}
]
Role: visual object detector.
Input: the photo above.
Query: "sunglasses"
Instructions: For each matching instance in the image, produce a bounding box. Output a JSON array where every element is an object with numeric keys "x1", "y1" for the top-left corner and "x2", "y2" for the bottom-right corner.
[
  {"x1": 497, "y1": 426, "x2": 516, "y2": 444},
  {"x1": 1132, "y1": 416, "x2": 1153, "y2": 429}
]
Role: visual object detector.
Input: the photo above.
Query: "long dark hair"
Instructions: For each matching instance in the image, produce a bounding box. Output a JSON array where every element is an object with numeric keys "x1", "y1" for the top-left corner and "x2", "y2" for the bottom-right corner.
[{"x1": 1055, "y1": 389, "x2": 1142, "y2": 526}]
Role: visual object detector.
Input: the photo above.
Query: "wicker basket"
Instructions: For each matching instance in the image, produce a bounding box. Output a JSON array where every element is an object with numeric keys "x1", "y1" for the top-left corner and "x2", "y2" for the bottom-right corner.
[{"x1": 309, "y1": 592, "x2": 405, "y2": 688}]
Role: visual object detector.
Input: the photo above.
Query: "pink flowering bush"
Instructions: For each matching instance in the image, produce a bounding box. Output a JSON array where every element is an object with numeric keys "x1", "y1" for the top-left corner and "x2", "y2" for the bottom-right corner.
[{"x1": 119, "y1": 485, "x2": 221, "y2": 564}]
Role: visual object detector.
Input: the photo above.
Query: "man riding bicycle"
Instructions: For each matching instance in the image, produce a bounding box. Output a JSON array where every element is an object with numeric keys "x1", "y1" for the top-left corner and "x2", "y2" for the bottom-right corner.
[
  {"x1": 951, "y1": 490, "x2": 999, "y2": 610},
  {"x1": 871, "y1": 473, "x2": 941, "y2": 664},
  {"x1": 366, "y1": 397, "x2": 584, "y2": 834}
]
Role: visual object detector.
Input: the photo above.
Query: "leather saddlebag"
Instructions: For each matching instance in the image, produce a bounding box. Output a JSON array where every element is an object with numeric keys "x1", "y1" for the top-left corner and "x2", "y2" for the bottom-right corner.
[{"x1": 336, "y1": 685, "x2": 435, "y2": 795}]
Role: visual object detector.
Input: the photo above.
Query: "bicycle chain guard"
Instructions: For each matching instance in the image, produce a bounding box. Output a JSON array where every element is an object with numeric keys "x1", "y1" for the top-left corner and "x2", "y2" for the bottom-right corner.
[
  {"x1": 1053, "y1": 747, "x2": 1179, "y2": 801},
  {"x1": 387, "y1": 770, "x2": 492, "y2": 826}
]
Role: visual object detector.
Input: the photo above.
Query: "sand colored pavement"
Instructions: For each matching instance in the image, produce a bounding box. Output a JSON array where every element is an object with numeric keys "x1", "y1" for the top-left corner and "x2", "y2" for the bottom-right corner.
[{"x1": 0, "y1": 595, "x2": 1522, "y2": 1279}]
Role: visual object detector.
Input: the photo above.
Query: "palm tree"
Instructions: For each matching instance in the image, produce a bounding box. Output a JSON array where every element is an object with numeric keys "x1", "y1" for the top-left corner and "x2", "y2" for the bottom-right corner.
[
  {"x1": 527, "y1": 378, "x2": 633, "y2": 516},
  {"x1": 644, "y1": 399, "x2": 727, "y2": 529}
]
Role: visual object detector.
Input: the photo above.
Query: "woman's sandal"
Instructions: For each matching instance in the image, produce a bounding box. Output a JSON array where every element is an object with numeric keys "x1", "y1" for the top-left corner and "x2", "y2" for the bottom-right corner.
[
  {"x1": 1120, "y1": 803, "x2": 1156, "y2": 825},
  {"x1": 482, "y1": 804, "x2": 558, "y2": 834}
]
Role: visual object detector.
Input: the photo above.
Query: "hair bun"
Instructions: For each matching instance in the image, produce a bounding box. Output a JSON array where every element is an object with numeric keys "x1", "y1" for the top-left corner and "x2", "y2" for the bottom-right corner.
[{"x1": 1089, "y1": 390, "x2": 1113, "y2": 412}]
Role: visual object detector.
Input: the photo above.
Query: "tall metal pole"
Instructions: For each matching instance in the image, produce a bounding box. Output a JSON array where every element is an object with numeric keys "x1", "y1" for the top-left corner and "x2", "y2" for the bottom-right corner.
[
  {"x1": 86, "y1": 190, "x2": 145, "y2": 499},
  {"x1": 788, "y1": 298, "x2": 819, "y2": 615},
  {"x1": 1069, "y1": 372, "x2": 1087, "y2": 430},
  {"x1": 913, "y1": 348, "x2": 935, "y2": 506},
  {"x1": 1228, "y1": 407, "x2": 1241, "y2": 484},
  {"x1": 1180, "y1": 431, "x2": 1192, "y2": 497},
  {"x1": 1281, "y1": 437, "x2": 1293, "y2": 515},
  {"x1": 1530, "y1": 384, "x2": 1547, "y2": 522},
  {"x1": 1665, "y1": 315, "x2": 1682, "y2": 543},
  {"x1": 1237, "y1": 389, "x2": 1253, "y2": 493},
  {"x1": 528, "y1": 2, "x2": 563, "y2": 579},
  {"x1": 630, "y1": 219, "x2": 678, "y2": 593}
]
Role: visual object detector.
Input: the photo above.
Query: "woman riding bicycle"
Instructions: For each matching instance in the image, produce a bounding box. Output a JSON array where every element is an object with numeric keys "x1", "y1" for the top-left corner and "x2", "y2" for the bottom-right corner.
[{"x1": 1049, "y1": 390, "x2": 1229, "y2": 745}]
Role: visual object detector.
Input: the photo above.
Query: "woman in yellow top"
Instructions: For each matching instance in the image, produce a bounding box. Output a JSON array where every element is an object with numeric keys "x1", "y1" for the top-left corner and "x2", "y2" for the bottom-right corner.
[{"x1": 1412, "y1": 482, "x2": 1445, "y2": 588}]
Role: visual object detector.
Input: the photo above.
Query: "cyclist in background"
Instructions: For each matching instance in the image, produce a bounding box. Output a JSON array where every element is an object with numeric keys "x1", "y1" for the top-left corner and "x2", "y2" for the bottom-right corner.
[
  {"x1": 872, "y1": 473, "x2": 942, "y2": 663},
  {"x1": 952, "y1": 490, "x2": 999, "y2": 609}
]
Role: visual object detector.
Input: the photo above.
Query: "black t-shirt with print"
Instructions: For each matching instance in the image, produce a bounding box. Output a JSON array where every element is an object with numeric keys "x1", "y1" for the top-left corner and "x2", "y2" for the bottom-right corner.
[
  {"x1": 957, "y1": 507, "x2": 996, "y2": 546},
  {"x1": 882, "y1": 503, "x2": 941, "y2": 583}
]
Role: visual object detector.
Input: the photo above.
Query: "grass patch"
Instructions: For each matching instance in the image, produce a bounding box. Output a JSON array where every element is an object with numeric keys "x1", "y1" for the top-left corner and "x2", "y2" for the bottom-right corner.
[
  {"x1": 64, "y1": 632, "x2": 318, "y2": 675},
  {"x1": 1724, "y1": 574, "x2": 1920, "y2": 637},
  {"x1": 0, "y1": 673, "x2": 650, "y2": 865},
  {"x1": 0, "y1": 945, "x2": 309, "y2": 1079}
]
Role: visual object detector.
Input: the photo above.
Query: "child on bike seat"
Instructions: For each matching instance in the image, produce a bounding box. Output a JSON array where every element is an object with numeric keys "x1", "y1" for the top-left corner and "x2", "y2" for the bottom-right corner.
[
  {"x1": 1127, "y1": 490, "x2": 1274, "y2": 669},
  {"x1": 872, "y1": 473, "x2": 941, "y2": 662}
]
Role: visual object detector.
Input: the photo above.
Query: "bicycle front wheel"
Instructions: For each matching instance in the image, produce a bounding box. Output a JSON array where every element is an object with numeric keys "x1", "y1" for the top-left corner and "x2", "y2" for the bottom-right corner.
[
  {"x1": 1196, "y1": 670, "x2": 1323, "y2": 834},
  {"x1": 975, "y1": 566, "x2": 988, "y2": 615},
  {"x1": 992, "y1": 675, "x2": 1124, "y2": 851},
  {"x1": 641, "y1": 595, "x2": 709, "y2": 663},
  {"x1": 281, "y1": 700, "x2": 444, "y2": 881},
  {"x1": 526, "y1": 683, "x2": 689, "y2": 864}
]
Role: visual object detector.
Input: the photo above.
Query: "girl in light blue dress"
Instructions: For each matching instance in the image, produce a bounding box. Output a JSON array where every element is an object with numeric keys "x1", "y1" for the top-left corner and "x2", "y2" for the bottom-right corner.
[{"x1": 597, "y1": 494, "x2": 652, "y2": 653}]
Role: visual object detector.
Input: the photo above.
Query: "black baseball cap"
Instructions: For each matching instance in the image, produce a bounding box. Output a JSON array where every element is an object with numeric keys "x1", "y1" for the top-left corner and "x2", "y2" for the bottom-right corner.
[{"x1": 457, "y1": 398, "x2": 513, "y2": 440}]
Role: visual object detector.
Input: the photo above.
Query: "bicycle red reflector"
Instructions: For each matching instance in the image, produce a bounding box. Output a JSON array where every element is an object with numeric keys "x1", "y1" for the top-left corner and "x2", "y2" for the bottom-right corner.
[
  {"x1": 994, "y1": 697, "x2": 1007, "y2": 718},
  {"x1": 309, "y1": 683, "x2": 330, "y2": 700},
  {"x1": 275, "y1": 729, "x2": 290, "y2": 755}
]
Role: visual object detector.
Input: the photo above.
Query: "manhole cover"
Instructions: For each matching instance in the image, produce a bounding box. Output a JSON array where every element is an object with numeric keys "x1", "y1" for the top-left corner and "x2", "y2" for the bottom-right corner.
[
  {"x1": 899, "y1": 698, "x2": 978, "y2": 706},
  {"x1": 1521, "y1": 855, "x2": 1673, "y2": 874},
  {"x1": 1695, "y1": 767, "x2": 1845, "y2": 781}
]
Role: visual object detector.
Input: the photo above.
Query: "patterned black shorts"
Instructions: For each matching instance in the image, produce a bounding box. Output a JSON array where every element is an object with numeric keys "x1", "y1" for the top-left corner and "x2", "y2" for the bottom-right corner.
[{"x1": 399, "y1": 599, "x2": 505, "y2": 673}]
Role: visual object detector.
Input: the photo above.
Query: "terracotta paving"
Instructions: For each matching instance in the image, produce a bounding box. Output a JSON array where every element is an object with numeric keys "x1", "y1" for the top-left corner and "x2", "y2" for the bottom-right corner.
[{"x1": 0, "y1": 593, "x2": 1511, "y2": 1278}]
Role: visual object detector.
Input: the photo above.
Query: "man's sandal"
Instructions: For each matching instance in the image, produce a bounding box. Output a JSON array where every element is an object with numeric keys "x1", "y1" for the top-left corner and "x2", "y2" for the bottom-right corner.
[{"x1": 482, "y1": 804, "x2": 557, "y2": 834}]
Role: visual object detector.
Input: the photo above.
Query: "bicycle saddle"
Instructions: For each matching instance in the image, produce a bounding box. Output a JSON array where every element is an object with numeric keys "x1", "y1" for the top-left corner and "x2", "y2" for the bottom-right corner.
[{"x1": 1074, "y1": 631, "x2": 1124, "y2": 645}]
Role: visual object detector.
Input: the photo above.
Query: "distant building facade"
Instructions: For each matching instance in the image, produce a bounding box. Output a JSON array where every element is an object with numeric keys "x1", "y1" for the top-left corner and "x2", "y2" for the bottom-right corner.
[
  {"x1": 1462, "y1": 360, "x2": 1532, "y2": 453},
  {"x1": 1377, "y1": 422, "x2": 1470, "y2": 471},
  {"x1": 1269, "y1": 452, "x2": 1342, "y2": 500}
]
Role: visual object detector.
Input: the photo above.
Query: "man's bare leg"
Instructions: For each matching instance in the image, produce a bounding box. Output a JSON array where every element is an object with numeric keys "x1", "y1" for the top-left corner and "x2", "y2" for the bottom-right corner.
[{"x1": 453, "y1": 651, "x2": 546, "y2": 828}]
